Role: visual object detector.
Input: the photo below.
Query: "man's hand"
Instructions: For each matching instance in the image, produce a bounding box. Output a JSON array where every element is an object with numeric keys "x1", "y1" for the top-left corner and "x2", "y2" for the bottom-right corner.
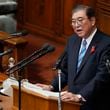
[
  {"x1": 36, "y1": 83, "x2": 53, "y2": 91},
  {"x1": 61, "y1": 91, "x2": 86, "y2": 103}
]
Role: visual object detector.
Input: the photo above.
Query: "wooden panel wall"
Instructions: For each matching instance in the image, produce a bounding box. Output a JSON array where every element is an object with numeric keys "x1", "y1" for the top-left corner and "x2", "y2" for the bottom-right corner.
[
  {"x1": 17, "y1": 0, "x2": 90, "y2": 44},
  {"x1": 96, "y1": 0, "x2": 110, "y2": 35},
  {"x1": 17, "y1": 0, "x2": 110, "y2": 39},
  {"x1": 17, "y1": 0, "x2": 67, "y2": 44}
]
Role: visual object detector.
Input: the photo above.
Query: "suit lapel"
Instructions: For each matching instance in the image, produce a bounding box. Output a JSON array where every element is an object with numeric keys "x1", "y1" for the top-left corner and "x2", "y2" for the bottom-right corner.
[
  {"x1": 76, "y1": 31, "x2": 100, "y2": 74},
  {"x1": 69, "y1": 37, "x2": 81, "y2": 75}
]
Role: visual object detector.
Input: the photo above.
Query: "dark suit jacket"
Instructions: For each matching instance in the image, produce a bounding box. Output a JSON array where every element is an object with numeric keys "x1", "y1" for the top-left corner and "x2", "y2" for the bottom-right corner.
[{"x1": 52, "y1": 30, "x2": 110, "y2": 110}]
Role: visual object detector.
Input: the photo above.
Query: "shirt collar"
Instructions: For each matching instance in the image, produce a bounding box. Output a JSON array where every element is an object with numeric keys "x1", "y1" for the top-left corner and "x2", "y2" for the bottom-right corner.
[{"x1": 82, "y1": 28, "x2": 97, "y2": 48}]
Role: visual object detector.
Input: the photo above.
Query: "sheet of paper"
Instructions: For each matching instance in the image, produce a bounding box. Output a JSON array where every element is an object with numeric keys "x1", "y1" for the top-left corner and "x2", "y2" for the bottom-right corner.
[
  {"x1": 23, "y1": 82, "x2": 59, "y2": 98},
  {"x1": 1, "y1": 78, "x2": 59, "y2": 99}
]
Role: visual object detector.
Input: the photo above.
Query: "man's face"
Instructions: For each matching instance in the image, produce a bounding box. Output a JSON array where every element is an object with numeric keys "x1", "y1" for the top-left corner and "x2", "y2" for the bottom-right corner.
[{"x1": 71, "y1": 10, "x2": 96, "y2": 38}]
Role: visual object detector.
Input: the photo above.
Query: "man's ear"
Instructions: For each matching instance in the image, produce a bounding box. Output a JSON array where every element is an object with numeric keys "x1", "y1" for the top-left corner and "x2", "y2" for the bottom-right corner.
[{"x1": 91, "y1": 17, "x2": 96, "y2": 26}]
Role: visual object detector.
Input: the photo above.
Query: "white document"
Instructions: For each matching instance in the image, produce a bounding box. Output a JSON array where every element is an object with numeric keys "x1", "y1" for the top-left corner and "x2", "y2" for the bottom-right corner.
[
  {"x1": 1, "y1": 78, "x2": 59, "y2": 99},
  {"x1": 1, "y1": 77, "x2": 18, "y2": 96},
  {"x1": 23, "y1": 82, "x2": 59, "y2": 99}
]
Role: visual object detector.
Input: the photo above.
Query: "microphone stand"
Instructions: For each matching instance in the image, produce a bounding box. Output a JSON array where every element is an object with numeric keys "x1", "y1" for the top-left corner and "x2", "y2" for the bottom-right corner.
[
  {"x1": 57, "y1": 69, "x2": 62, "y2": 110},
  {"x1": 18, "y1": 70, "x2": 22, "y2": 110},
  {"x1": 53, "y1": 52, "x2": 66, "y2": 110},
  {"x1": 53, "y1": 67, "x2": 62, "y2": 110}
]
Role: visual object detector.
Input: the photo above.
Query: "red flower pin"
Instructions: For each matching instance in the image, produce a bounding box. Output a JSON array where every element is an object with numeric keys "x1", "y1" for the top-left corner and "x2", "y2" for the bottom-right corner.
[{"x1": 90, "y1": 46, "x2": 96, "y2": 54}]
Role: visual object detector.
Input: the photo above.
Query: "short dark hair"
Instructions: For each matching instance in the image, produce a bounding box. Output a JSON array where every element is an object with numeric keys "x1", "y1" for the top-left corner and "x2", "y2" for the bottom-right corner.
[{"x1": 72, "y1": 4, "x2": 95, "y2": 19}]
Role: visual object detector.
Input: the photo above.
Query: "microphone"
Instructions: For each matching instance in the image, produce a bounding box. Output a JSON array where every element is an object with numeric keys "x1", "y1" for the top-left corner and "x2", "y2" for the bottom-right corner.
[
  {"x1": 0, "y1": 48, "x2": 13, "y2": 57},
  {"x1": 53, "y1": 51, "x2": 66, "y2": 70},
  {"x1": 6, "y1": 43, "x2": 55, "y2": 73},
  {"x1": 106, "y1": 59, "x2": 110, "y2": 73},
  {"x1": 0, "y1": 30, "x2": 29, "y2": 41},
  {"x1": 14, "y1": 43, "x2": 50, "y2": 65},
  {"x1": 33, "y1": 43, "x2": 51, "y2": 55},
  {"x1": 10, "y1": 30, "x2": 28, "y2": 36},
  {"x1": 46, "y1": 45, "x2": 55, "y2": 52},
  {"x1": 32, "y1": 44, "x2": 55, "y2": 59}
]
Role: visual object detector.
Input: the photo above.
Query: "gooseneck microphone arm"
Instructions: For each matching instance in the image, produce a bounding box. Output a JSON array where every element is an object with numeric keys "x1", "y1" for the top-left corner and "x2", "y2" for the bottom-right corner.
[
  {"x1": 0, "y1": 30, "x2": 28, "y2": 41},
  {"x1": 6, "y1": 44, "x2": 55, "y2": 74},
  {"x1": 0, "y1": 48, "x2": 13, "y2": 57},
  {"x1": 6, "y1": 43, "x2": 50, "y2": 72},
  {"x1": 10, "y1": 30, "x2": 28, "y2": 36}
]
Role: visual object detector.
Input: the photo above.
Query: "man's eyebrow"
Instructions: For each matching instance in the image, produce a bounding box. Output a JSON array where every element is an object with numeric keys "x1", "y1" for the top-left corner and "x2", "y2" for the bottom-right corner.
[{"x1": 72, "y1": 17, "x2": 83, "y2": 20}]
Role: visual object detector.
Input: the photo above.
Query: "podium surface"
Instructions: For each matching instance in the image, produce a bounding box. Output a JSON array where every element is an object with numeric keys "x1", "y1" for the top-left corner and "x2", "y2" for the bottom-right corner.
[{"x1": 12, "y1": 85, "x2": 80, "y2": 110}]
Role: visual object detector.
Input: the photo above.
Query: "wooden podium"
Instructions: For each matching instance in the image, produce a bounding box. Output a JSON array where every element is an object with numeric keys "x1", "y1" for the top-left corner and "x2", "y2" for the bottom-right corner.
[{"x1": 12, "y1": 85, "x2": 80, "y2": 110}]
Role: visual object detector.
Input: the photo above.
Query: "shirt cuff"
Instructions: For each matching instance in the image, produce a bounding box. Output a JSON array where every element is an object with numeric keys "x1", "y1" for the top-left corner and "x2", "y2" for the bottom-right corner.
[{"x1": 76, "y1": 94, "x2": 86, "y2": 102}]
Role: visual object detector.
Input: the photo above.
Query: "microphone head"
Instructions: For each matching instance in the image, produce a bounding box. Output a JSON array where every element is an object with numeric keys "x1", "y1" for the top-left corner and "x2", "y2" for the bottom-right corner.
[
  {"x1": 52, "y1": 51, "x2": 66, "y2": 70},
  {"x1": 47, "y1": 45, "x2": 55, "y2": 52},
  {"x1": 21, "y1": 30, "x2": 29, "y2": 36},
  {"x1": 41, "y1": 43, "x2": 50, "y2": 50},
  {"x1": 32, "y1": 43, "x2": 50, "y2": 56},
  {"x1": 6, "y1": 48, "x2": 13, "y2": 53}
]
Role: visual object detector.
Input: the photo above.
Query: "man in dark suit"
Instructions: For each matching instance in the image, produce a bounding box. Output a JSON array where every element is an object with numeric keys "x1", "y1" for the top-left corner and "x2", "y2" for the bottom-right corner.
[{"x1": 36, "y1": 4, "x2": 110, "y2": 110}]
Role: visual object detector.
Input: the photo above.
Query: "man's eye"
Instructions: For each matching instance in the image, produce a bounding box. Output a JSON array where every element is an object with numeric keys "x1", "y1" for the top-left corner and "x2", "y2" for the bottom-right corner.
[
  {"x1": 72, "y1": 21, "x2": 75, "y2": 23},
  {"x1": 78, "y1": 19, "x2": 83, "y2": 22}
]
